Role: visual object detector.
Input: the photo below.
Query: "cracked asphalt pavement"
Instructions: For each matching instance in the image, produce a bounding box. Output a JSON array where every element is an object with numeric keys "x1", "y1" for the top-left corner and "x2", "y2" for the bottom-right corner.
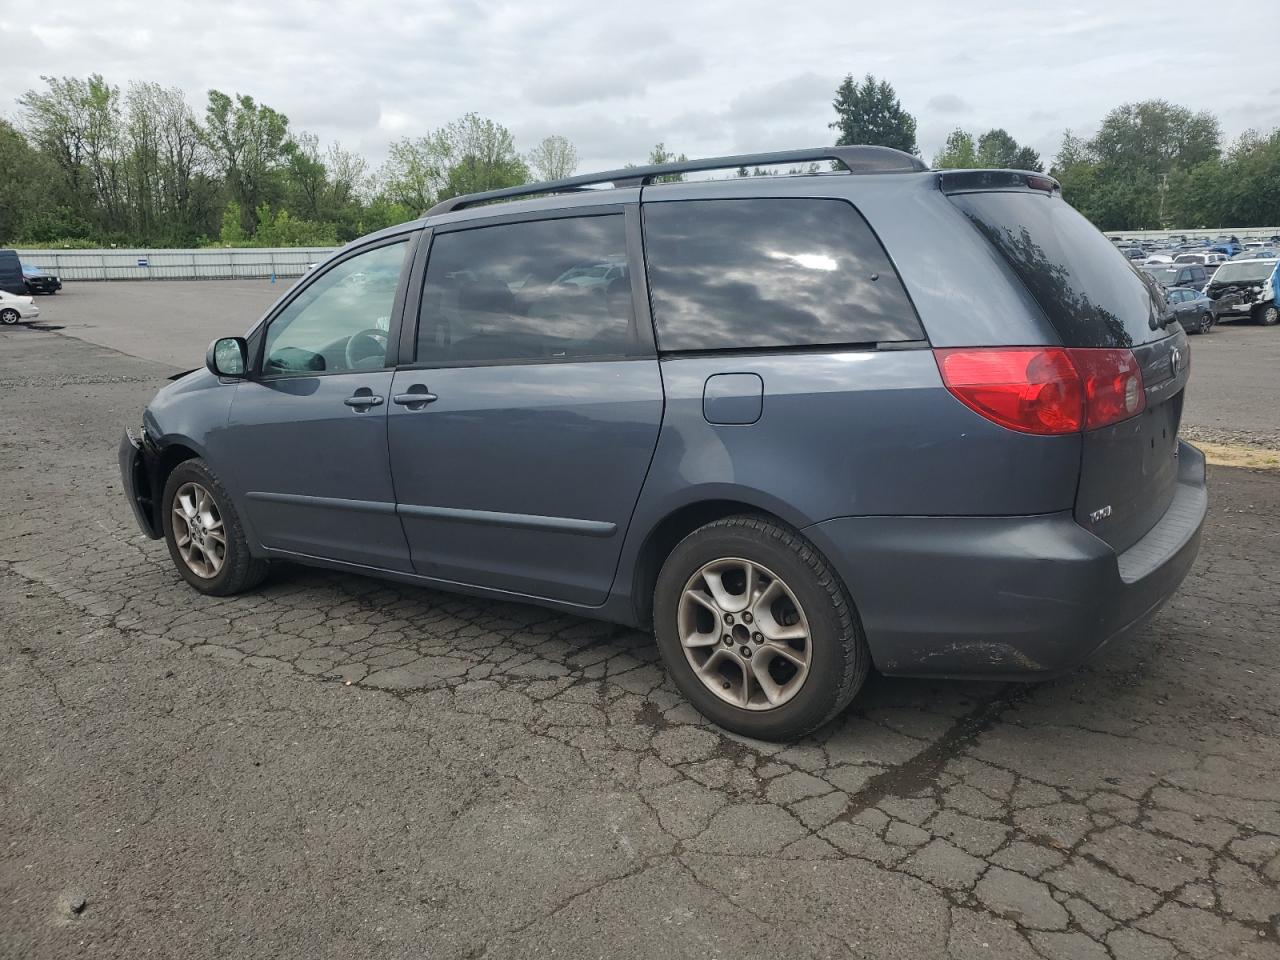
[{"x1": 2, "y1": 286, "x2": 1279, "y2": 959}]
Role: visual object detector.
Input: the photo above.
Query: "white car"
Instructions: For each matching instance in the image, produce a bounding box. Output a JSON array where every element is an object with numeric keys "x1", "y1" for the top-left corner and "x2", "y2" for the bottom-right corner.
[
  {"x1": 0, "y1": 289, "x2": 40, "y2": 325},
  {"x1": 1142, "y1": 254, "x2": 1175, "y2": 265}
]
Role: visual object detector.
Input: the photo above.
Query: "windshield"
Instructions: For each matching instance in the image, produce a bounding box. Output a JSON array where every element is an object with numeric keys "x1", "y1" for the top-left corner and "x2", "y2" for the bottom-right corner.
[
  {"x1": 1211, "y1": 260, "x2": 1277, "y2": 284},
  {"x1": 1141, "y1": 266, "x2": 1180, "y2": 285},
  {"x1": 21, "y1": 263, "x2": 42, "y2": 273}
]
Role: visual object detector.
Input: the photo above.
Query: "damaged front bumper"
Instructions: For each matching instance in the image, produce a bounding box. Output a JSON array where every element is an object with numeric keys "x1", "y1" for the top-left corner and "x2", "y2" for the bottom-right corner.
[{"x1": 119, "y1": 427, "x2": 163, "y2": 539}]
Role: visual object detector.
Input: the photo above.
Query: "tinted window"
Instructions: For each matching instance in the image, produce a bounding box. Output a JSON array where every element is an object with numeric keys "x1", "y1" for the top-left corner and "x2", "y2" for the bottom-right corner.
[
  {"x1": 416, "y1": 215, "x2": 645, "y2": 365},
  {"x1": 642, "y1": 198, "x2": 922, "y2": 351},
  {"x1": 951, "y1": 191, "x2": 1164, "y2": 347},
  {"x1": 264, "y1": 240, "x2": 408, "y2": 374}
]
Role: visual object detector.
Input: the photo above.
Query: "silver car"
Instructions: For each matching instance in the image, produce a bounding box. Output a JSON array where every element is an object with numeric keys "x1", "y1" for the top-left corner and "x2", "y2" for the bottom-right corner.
[{"x1": 0, "y1": 289, "x2": 40, "y2": 325}]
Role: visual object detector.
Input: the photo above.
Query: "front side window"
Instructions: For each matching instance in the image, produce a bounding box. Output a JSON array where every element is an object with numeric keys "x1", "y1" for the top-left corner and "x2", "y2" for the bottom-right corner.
[
  {"x1": 642, "y1": 198, "x2": 922, "y2": 351},
  {"x1": 415, "y1": 214, "x2": 644, "y2": 365},
  {"x1": 263, "y1": 240, "x2": 409, "y2": 375}
]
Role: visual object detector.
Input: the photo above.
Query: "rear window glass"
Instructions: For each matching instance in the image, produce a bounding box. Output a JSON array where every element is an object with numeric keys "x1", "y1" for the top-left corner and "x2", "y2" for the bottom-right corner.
[
  {"x1": 643, "y1": 198, "x2": 923, "y2": 351},
  {"x1": 951, "y1": 191, "x2": 1163, "y2": 347}
]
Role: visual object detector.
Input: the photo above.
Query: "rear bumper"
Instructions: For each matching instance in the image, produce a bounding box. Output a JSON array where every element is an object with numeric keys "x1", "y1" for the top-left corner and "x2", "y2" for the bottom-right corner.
[
  {"x1": 804, "y1": 441, "x2": 1207, "y2": 679},
  {"x1": 119, "y1": 428, "x2": 163, "y2": 539}
]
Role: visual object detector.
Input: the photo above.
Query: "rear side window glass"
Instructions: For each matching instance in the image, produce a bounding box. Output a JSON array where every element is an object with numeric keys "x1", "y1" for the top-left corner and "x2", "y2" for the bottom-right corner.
[
  {"x1": 416, "y1": 215, "x2": 647, "y2": 365},
  {"x1": 642, "y1": 198, "x2": 923, "y2": 351},
  {"x1": 950, "y1": 191, "x2": 1163, "y2": 347}
]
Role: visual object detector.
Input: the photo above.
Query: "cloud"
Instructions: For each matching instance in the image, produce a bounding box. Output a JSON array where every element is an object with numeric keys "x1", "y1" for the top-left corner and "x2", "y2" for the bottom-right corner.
[
  {"x1": 926, "y1": 94, "x2": 972, "y2": 114},
  {"x1": 0, "y1": 0, "x2": 1270, "y2": 175}
]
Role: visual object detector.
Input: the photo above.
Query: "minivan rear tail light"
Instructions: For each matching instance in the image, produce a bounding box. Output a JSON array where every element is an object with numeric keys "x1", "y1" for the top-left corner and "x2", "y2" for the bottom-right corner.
[
  {"x1": 934, "y1": 347, "x2": 1145, "y2": 435},
  {"x1": 1066, "y1": 347, "x2": 1147, "y2": 430}
]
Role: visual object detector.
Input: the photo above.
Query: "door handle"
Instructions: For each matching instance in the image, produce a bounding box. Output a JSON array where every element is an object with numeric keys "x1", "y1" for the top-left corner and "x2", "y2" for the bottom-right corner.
[
  {"x1": 344, "y1": 394, "x2": 384, "y2": 408},
  {"x1": 393, "y1": 386, "x2": 438, "y2": 408}
]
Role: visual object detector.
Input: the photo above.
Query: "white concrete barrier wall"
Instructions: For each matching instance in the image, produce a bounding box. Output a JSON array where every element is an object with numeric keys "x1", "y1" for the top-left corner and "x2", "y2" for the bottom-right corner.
[
  {"x1": 1105, "y1": 228, "x2": 1280, "y2": 241},
  {"x1": 15, "y1": 229, "x2": 1280, "y2": 280},
  {"x1": 12, "y1": 248, "x2": 339, "y2": 281}
]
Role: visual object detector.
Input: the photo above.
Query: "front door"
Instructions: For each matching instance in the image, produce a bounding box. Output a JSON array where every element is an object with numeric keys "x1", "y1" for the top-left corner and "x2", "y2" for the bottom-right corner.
[
  {"x1": 223, "y1": 236, "x2": 416, "y2": 571},
  {"x1": 387, "y1": 210, "x2": 663, "y2": 605}
]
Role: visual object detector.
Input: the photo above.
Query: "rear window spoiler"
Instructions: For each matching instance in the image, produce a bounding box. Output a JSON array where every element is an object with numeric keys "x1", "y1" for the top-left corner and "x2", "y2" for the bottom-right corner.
[{"x1": 939, "y1": 170, "x2": 1061, "y2": 196}]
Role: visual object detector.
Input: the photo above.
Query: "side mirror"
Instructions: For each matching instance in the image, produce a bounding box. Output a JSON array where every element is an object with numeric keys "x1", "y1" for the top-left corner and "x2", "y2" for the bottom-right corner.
[{"x1": 206, "y1": 337, "x2": 248, "y2": 378}]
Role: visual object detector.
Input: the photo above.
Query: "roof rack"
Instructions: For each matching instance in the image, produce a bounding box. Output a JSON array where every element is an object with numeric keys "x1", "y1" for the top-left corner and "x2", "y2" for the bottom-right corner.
[{"x1": 423, "y1": 145, "x2": 928, "y2": 217}]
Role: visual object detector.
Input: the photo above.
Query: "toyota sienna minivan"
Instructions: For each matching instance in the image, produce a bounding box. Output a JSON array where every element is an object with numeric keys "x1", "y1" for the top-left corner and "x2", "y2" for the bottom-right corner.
[{"x1": 120, "y1": 146, "x2": 1207, "y2": 740}]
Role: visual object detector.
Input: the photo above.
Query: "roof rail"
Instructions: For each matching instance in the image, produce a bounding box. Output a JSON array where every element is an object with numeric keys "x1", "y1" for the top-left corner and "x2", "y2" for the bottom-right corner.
[{"x1": 423, "y1": 145, "x2": 928, "y2": 217}]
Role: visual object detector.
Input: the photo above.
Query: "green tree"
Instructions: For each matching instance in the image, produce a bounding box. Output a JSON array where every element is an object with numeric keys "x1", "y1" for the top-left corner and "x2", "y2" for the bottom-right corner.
[
  {"x1": 19, "y1": 74, "x2": 128, "y2": 234},
  {"x1": 640, "y1": 142, "x2": 688, "y2": 182},
  {"x1": 526, "y1": 134, "x2": 579, "y2": 181},
  {"x1": 1011, "y1": 146, "x2": 1044, "y2": 172},
  {"x1": 219, "y1": 200, "x2": 247, "y2": 244},
  {"x1": 253, "y1": 203, "x2": 337, "y2": 246},
  {"x1": 379, "y1": 113, "x2": 527, "y2": 211},
  {"x1": 0, "y1": 120, "x2": 53, "y2": 242},
  {"x1": 378, "y1": 136, "x2": 445, "y2": 213},
  {"x1": 204, "y1": 90, "x2": 290, "y2": 232},
  {"x1": 436, "y1": 113, "x2": 528, "y2": 200},
  {"x1": 932, "y1": 128, "x2": 976, "y2": 169},
  {"x1": 829, "y1": 74, "x2": 918, "y2": 155},
  {"x1": 975, "y1": 129, "x2": 1020, "y2": 168},
  {"x1": 1090, "y1": 100, "x2": 1220, "y2": 176},
  {"x1": 282, "y1": 131, "x2": 327, "y2": 221}
]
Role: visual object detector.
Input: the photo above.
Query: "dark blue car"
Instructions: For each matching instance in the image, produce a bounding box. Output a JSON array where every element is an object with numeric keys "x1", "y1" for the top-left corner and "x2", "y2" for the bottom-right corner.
[{"x1": 119, "y1": 147, "x2": 1207, "y2": 739}]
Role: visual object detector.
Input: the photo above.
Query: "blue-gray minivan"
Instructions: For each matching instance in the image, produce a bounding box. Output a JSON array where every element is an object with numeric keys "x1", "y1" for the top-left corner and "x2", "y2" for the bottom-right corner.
[{"x1": 119, "y1": 147, "x2": 1207, "y2": 740}]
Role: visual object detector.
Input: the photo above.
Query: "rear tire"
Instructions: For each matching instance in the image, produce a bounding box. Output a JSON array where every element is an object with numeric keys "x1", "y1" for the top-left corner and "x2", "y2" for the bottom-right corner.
[
  {"x1": 653, "y1": 515, "x2": 869, "y2": 741},
  {"x1": 1256, "y1": 304, "x2": 1279, "y2": 327},
  {"x1": 0, "y1": 308, "x2": 19, "y2": 325},
  {"x1": 161, "y1": 458, "x2": 268, "y2": 596}
]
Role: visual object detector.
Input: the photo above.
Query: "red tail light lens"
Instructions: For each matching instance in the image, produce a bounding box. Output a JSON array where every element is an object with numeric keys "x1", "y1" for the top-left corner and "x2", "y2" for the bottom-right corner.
[
  {"x1": 934, "y1": 347, "x2": 1145, "y2": 435},
  {"x1": 1067, "y1": 347, "x2": 1146, "y2": 429}
]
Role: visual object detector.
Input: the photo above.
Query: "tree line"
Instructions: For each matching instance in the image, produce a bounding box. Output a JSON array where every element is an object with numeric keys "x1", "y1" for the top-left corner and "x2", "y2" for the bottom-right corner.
[
  {"x1": 2, "y1": 73, "x2": 1277, "y2": 248},
  {"x1": 0, "y1": 76, "x2": 583, "y2": 248},
  {"x1": 830, "y1": 73, "x2": 1280, "y2": 230}
]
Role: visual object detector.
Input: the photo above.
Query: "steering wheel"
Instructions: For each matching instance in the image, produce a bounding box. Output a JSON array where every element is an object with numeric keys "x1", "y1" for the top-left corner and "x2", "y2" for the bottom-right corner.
[{"x1": 344, "y1": 328, "x2": 389, "y2": 369}]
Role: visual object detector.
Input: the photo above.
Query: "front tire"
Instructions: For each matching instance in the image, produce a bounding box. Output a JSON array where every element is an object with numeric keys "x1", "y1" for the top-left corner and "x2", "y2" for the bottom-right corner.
[
  {"x1": 653, "y1": 515, "x2": 869, "y2": 741},
  {"x1": 1256, "y1": 304, "x2": 1279, "y2": 327},
  {"x1": 1196, "y1": 311, "x2": 1213, "y2": 335},
  {"x1": 0, "y1": 308, "x2": 19, "y2": 325},
  {"x1": 161, "y1": 458, "x2": 268, "y2": 596}
]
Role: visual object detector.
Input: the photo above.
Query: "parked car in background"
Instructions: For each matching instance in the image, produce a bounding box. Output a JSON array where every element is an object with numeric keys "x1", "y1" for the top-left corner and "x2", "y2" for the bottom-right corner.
[
  {"x1": 1164, "y1": 287, "x2": 1216, "y2": 335},
  {"x1": 1174, "y1": 252, "x2": 1227, "y2": 267},
  {"x1": 1143, "y1": 254, "x2": 1175, "y2": 265},
  {"x1": 1205, "y1": 258, "x2": 1279, "y2": 326},
  {"x1": 0, "y1": 249, "x2": 26, "y2": 295},
  {"x1": 1123, "y1": 247, "x2": 1146, "y2": 260},
  {"x1": 0, "y1": 288, "x2": 41, "y2": 324},
  {"x1": 21, "y1": 263, "x2": 61, "y2": 294},
  {"x1": 1231, "y1": 248, "x2": 1277, "y2": 261},
  {"x1": 1141, "y1": 263, "x2": 1208, "y2": 290},
  {"x1": 117, "y1": 147, "x2": 1207, "y2": 740}
]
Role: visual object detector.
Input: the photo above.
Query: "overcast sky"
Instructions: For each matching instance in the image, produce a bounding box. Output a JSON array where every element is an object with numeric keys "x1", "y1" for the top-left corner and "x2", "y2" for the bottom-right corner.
[{"x1": 4, "y1": 1, "x2": 1279, "y2": 175}]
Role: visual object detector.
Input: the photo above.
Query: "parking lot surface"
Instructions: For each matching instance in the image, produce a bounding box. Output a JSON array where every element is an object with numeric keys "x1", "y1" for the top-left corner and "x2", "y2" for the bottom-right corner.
[{"x1": 2, "y1": 286, "x2": 1279, "y2": 959}]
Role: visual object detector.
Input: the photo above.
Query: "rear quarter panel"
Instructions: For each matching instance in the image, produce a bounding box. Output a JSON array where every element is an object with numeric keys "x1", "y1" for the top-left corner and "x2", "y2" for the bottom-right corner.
[{"x1": 634, "y1": 350, "x2": 1081, "y2": 526}]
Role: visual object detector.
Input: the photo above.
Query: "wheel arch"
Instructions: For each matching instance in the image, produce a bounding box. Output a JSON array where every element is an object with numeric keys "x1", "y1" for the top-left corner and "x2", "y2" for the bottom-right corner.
[
  {"x1": 144, "y1": 439, "x2": 202, "y2": 532},
  {"x1": 628, "y1": 499, "x2": 800, "y2": 628}
]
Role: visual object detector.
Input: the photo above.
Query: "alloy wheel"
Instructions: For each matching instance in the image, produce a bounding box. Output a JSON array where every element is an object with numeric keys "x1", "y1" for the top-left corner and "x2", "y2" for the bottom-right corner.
[
  {"x1": 677, "y1": 557, "x2": 811, "y2": 711},
  {"x1": 0, "y1": 309, "x2": 19, "y2": 325},
  {"x1": 171, "y1": 482, "x2": 226, "y2": 578}
]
